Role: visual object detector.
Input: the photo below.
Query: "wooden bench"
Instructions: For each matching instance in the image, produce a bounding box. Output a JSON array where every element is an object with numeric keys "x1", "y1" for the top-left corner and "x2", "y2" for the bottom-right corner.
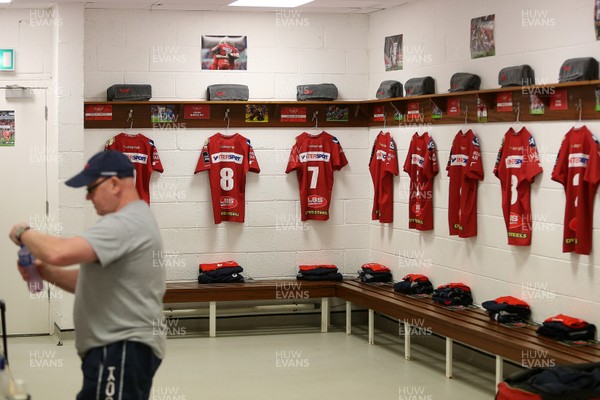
[
  {"x1": 164, "y1": 280, "x2": 336, "y2": 337},
  {"x1": 164, "y1": 279, "x2": 600, "y2": 389}
]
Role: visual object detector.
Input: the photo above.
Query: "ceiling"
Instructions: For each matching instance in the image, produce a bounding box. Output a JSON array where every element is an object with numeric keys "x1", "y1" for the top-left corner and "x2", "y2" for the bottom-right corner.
[{"x1": 6, "y1": 0, "x2": 413, "y2": 13}]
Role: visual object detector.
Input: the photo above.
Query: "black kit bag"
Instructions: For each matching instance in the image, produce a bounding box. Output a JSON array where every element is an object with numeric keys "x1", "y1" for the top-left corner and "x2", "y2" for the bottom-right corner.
[
  {"x1": 496, "y1": 362, "x2": 600, "y2": 400},
  {"x1": 558, "y1": 57, "x2": 599, "y2": 82},
  {"x1": 207, "y1": 84, "x2": 249, "y2": 101},
  {"x1": 376, "y1": 80, "x2": 403, "y2": 99},
  {"x1": 448, "y1": 73, "x2": 481, "y2": 92},
  {"x1": 404, "y1": 76, "x2": 435, "y2": 96},
  {"x1": 107, "y1": 84, "x2": 152, "y2": 101},
  {"x1": 296, "y1": 83, "x2": 338, "y2": 101},
  {"x1": 498, "y1": 65, "x2": 535, "y2": 87}
]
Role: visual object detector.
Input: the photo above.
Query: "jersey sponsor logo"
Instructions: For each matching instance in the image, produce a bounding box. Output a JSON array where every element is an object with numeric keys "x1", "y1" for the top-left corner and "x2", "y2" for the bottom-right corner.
[
  {"x1": 509, "y1": 212, "x2": 522, "y2": 228},
  {"x1": 123, "y1": 145, "x2": 141, "y2": 150},
  {"x1": 212, "y1": 152, "x2": 244, "y2": 164},
  {"x1": 568, "y1": 153, "x2": 589, "y2": 168},
  {"x1": 450, "y1": 154, "x2": 468, "y2": 166},
  {"x1": 390, "y1": 140, "x2": 396, "y2": 150},
  {"x1": 427, "y1": 139, "x2": 436, "y2": 151},
  {"x1": 376, "y1": 149, "x2": 387, "y2": 161},
  {"x1": 123, "y1": 152, "x2": 149, "y2": 164},
  {"x1": 220, "y1": 196, "x2": 239, "y2": 209},
  {"x1": 505, "y1": 155, "x2": 523, "y2": 168},
  {"x1": 307, "y1": 195, "x2": 328, "y2": 208},
  {"x1": 203, "y1": 151, "x2": 210, "y2": 163},
  {"x1": 332, "y1": 136, "x2": 340, "y2": 144},
  {"x1": 299, "y1": 152, "x2": 331, "y2": 162},
  {"x1": 508, "y1": 232, "x2": 528, "y2": 239},
  {"x1": 528, "y1": 135, "x2": 537, "y2": 147},
  {"x1": 472, "y1": 136, "x2": 480, "y2": 147},
  {"x1": 411, "y1": 154, "x2": 425, "y2": 167}
]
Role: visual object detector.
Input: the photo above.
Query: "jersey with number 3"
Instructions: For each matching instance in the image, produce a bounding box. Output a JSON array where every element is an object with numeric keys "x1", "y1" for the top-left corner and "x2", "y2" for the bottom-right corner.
[
  {"x1": 195, "y1": 133, "x2": 260, "y2": 224},
  {"x1": 551, "y1": 126, "x2": 600, "y2": 255},
  {"x1": 286, "y1": 131, "x2": 348, "y2": 221},
  {"x1": 493, "y1": 127, "x2": 543, "y2": 246}
]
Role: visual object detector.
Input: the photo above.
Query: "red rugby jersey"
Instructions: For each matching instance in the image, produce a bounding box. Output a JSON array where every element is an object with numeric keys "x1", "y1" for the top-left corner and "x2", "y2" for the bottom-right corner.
[
  {"x1": 446, "y1": 130, "x2": 484, "y2": 238},
  {"x1": 493, "y1": 127, "x2": 543, "y2": 246},
  {"x1": 285, "y1": 131, "x2": 348, "y2": 221},
  {"x1": 369, "y1": 131, "x2": 399, "y2": 223},
  {"x1": 551, "y1": 126, "x2": 600, "y2": 255},
  {"x1": 403, "y1": 132, "x2": 439, "y2": 231},
  {"x1": 195, "y1": 133, "x2": 260, "y2": 224},
  {"x1": 104, "y1": 133, "x2": 164, "y2": 203}
]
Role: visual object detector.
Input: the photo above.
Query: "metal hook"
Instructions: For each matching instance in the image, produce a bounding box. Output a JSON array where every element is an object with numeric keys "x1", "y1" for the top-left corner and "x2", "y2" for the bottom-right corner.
[
  {"x1": 127, "y1": 109, "x2": 134, "y2": 129},
  {"x1": 312, "y1": 111, "x2": 319, "y2": 129},
  {"x1": 383, "y1": 111, "x2": 387, "y2": 129},
  {"x1": 515, "y1": 102, "x2": 521, "y2": 124},
  {"x1": 464, "y1": 105, "x2": 469, "y2": 125},
  {"x1": 576, "y1": 98, "x2": 583, "y2": 122},
  {"x1": 224, "y1": 108, "x2": 230, "y2": 129}
]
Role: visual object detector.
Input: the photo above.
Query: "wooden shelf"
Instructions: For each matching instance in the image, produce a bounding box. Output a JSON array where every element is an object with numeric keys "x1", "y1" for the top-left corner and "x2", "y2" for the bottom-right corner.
[{"x1": 84, "y1": 80, "x2": 600, "y2": 129}]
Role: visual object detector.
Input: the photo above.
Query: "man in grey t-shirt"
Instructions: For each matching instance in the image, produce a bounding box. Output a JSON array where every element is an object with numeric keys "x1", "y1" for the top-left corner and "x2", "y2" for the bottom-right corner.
[{"x1": 9, "y1": 150, "x2": 166, "y2": 400}]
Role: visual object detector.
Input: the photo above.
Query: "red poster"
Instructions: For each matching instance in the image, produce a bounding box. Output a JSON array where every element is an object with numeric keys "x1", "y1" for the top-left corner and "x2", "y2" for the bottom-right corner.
[
  {"x1": 496, "y1": 92, "x2": 513, "y2": 112},
  {"x1": 84, "y1": 104, "x2": 112, "y2": 121},
  {"x1": 407, "y1": 102, "x2": 420, "y2": 121},
  {"x1": 280, "y1": 106, "x2": 307, "y2": 123},
  {"x1": 183, "y1": 105, "x2": 210, "y2": 119},
  {"x1": 373, "y1": 106, "x2": 385, "y2": 122},
  {"x1": 447, "y1": 98, "x2": 460, "y2": 116},
  {"x1": 550, "y1": 89, "x2": 568, "y2": 111}
]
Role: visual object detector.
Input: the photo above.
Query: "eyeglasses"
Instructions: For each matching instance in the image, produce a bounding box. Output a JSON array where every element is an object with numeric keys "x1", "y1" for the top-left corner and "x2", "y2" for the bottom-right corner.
[{"x1": 86, "y1": 177, "x2": 111, "y2": 195}]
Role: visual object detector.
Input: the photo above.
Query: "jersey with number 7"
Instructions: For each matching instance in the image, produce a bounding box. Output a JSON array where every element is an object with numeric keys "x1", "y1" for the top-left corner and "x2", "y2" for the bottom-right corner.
[
  {"x1": 286, "y1": 131, "x2": 348, "y2": 221},
  {"x1": 195, "y1": 133, "x2": 260, "y2": 224}
]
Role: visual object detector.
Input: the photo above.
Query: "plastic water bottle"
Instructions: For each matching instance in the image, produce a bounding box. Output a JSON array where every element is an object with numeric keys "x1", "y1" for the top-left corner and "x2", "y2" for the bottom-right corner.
[
  {"x1": 17, "y1": 246, "x2": 43, "y2": 294},
  {"x1": 0, "y1": 354, "x2": 13, "y2": 400}
]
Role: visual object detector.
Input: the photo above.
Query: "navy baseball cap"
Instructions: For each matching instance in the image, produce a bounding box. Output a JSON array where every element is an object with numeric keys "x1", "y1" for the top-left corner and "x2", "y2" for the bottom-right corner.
[{"x1": 65, "y1": 150, "x2": 134, "y2": 188}]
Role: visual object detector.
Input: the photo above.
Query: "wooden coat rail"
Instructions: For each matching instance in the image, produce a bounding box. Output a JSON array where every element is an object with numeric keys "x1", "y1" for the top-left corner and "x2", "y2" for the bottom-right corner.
[{"x1": 84, "y1": 80, "x2": 600, "y2": 129}]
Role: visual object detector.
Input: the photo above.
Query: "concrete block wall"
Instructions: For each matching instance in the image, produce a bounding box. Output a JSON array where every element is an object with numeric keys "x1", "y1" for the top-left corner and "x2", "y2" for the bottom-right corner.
[{"x1": 368, "y1": 0, "x2": 600, "y2": 324}]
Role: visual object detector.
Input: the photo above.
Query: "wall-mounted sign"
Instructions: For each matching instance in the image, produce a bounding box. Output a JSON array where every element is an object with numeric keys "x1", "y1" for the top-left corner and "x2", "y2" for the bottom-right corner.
[{"x1": 0, "y1": 49, "x2": 14, "y2": 71}]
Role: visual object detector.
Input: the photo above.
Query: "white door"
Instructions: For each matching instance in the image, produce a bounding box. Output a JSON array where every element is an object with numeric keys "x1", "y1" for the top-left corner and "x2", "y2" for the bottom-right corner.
[{"x1": 0, "y1": 87, "x2": 49, "y2": 335}]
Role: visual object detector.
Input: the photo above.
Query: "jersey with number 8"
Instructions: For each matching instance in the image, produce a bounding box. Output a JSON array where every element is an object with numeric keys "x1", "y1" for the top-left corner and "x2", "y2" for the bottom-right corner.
[
  {"x1": 286, "y1": 131, "x2": 348, "y2": 221},
  {"x1": 493, "y1": 127, "x2": 543, "y2": 246},
  {"x1": 195, "y1": 133, "x2": 260, "y2": 224},
  {"x1": 552, "y1": 126, "x2": 600, "y2": 255}
]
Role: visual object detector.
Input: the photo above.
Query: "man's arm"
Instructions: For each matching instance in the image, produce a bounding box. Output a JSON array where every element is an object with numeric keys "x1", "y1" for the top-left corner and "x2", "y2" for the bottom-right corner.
[
  {"x1": 10, "y1": 223, "x2": 97, "y2": 267},
  {"x1": 23, "y1": 261, "x2": 79, "y2": 294}
]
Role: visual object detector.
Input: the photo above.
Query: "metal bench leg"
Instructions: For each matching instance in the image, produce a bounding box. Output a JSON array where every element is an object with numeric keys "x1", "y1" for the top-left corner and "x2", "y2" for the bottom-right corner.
[
  {"x1": 209, "y1": 301, "x2": 216, "y2": 338},
  {"x1": 368, "y1": 309, "x2": 374, "y2": 344},
  {"x1": 496, "y1": 356, "x2": 504, "y2": 391},
  {"x1": 321, "y1": 297, "x2": 329, "y2": 333},
  {"x1": 345, "y1": 301, "x2": 352, "y2": 335},
  {"x1": 404, "y1": 321, "x2": 411, "y2": 360},
  {"x1": 446, "y1": 338, "x2": 453, "y2": 378}
]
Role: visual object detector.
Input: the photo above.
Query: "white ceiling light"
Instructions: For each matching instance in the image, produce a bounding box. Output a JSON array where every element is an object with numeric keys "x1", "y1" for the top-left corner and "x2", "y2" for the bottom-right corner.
[
  {"x1": 229, "y1": 0, "x2": 314, "y2": 7},
  {"x1": 0, "y1": 0, "x2": 12, "y2": 3}
]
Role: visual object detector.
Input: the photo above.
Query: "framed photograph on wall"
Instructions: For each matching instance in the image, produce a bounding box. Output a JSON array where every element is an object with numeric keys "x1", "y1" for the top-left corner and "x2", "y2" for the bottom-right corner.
[
  {"x1": 595, "y1": 0, "x2": 600, "y2": 40},
  {"x1": 201, "y1": 35, "x2": 248, "y2": 70},
  {"x1": 470, "y1": 15, "x2": 495, "y2": 59},
  {"x1": 384, "y1": 34, "x2": 403, "y2": 71}
]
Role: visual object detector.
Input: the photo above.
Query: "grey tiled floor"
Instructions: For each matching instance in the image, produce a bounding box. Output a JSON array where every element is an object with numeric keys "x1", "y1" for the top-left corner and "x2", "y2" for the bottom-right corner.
[{"x1": 6, "y1": 326, "x2": 496, "y2": 400}]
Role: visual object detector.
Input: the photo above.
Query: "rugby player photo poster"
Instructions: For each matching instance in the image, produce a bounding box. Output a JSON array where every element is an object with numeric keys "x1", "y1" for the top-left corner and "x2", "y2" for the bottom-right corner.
[
  {"x1": 595, "y1": 0, "x2": 600, "y2": 40},
  {"x1": 201, "y1": 35, "x2": 247, "y2": 70},
  {"x1": 470, "y1": 15, "x2": 495, "y2": 59},
  {"x1": 0, "y1": 110, "x2": 15, "y2": 147},
  {"x1": 384, "y1": 34, "x2": 403, "y2": 71}
]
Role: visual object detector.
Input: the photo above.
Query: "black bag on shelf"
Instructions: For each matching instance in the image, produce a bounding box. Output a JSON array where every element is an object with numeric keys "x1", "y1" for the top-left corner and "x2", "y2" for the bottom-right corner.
[
  {"x1": 404, "y1": 76, "x2": 435, "y2": 96},
  {"x1": 558, "y1": 57, "x2": 599, "y2": 82},
  {"x1": 107, "y1": 84, "x2": 152, "y2": 101},
  {"x1": 207, "y1": 84, "x2": 249, "y2": 101},
  {"x1": 448, "y1": 73, "x2": 481, "y2": 92},
  {"x1": 376, "y1": 80, "x2": 403, "y2": 99},
  {"x1": 296, "y1": 83, "x2": 338, "y2": 101},
  {"x1": 498, "y1": 65, "x2": 535, "y2": 87}
]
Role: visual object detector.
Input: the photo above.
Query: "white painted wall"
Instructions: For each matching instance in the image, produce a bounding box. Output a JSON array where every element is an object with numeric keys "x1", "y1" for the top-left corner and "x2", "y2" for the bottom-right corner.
[
  {"x1": 83, "y1": 10, "x2": 372, "y2": 282},
  {"x1": 368, "y1": 0, "x2": 600, "y2": 324}
]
